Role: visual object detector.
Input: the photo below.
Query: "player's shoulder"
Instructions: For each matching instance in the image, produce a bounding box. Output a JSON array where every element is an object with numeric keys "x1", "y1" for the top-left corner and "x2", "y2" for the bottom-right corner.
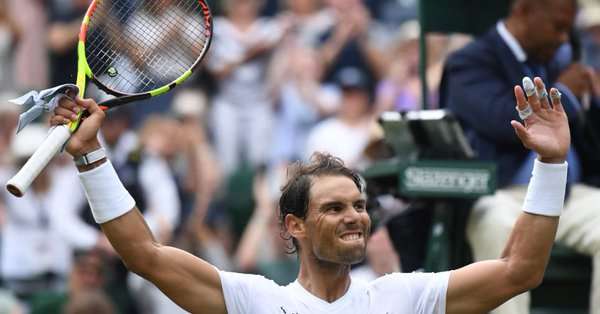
[
  {"x1": 219, "y1": 270, "x2": 286, "y2": 293},
  {"x1": 218, "y1": 270, "x2": 294, "y2": 310},
  {"x1": 368, "y1": 271, "x2": 450, "y2": 293}
]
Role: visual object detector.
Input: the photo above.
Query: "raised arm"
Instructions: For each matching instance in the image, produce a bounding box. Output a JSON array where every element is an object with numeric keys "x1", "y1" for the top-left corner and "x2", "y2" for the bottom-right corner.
[
  {"x1": 52, "y1": 98, "x2": 227, "y2": 314},
  {"x1": 446, "y1": 77, "x2": 570, "y2": 314}
]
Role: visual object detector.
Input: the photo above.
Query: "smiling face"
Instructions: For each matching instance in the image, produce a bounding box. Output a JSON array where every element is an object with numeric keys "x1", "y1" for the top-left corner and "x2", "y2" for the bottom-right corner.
[{"x1": 299, "y1": 175, "x2": 371, "y2": 265}]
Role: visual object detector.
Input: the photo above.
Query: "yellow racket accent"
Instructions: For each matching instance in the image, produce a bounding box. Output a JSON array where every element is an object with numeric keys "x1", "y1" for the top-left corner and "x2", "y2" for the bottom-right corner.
[{"x1": 68, "y1": 40, "x2": 92, "y2": 132}]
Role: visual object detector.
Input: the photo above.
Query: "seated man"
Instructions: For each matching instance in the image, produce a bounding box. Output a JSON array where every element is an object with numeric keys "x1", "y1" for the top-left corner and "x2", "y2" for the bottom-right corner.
[
  {"x1": 440, "y1": 0, "x2": 600, "y2": 313},
  {"x1": 46, "y1": 74, "x2": 570, "y2": 313}
]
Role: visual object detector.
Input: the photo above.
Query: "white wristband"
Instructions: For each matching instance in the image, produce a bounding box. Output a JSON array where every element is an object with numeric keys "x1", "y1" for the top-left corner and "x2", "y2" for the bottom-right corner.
[
  {"x1": 78, "y1": 160, "x2": 136, "y2": 223},
  {"x1": 523, "y1": 159, "x2": 568, "y2": 217}
]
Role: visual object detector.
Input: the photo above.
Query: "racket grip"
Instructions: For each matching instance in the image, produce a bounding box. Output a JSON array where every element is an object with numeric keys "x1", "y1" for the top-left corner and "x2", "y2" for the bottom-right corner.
[{"x1": 6, "y1": 125, "x2": 72, "y2": 197}]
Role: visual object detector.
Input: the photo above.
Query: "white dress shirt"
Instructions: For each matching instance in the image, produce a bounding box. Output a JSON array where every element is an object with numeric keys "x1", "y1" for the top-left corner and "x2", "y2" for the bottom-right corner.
[{"x1": 1, "y1": 164, "x2": 98, "y2": 279}]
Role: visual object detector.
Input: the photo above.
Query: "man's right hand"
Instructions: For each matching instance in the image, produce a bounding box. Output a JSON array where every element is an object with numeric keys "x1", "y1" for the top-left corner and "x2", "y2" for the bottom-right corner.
[
  {"x1": 50, "y1": 97, "x2": 105, "y2": 158},
  {"x1": 557, "y1": 63, "x2": 593, "y2": 98}
]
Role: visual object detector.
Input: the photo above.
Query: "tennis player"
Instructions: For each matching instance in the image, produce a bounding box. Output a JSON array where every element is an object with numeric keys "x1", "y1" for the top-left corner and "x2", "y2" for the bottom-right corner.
[{"x1": 51, "y1": 76, "x2": 569, "y2": 314}]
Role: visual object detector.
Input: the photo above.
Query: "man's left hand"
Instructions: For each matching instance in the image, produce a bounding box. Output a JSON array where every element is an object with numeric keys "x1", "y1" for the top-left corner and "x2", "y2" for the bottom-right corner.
[{"x1": 511, "y1": 77, "x2": 570, "y2": 164}]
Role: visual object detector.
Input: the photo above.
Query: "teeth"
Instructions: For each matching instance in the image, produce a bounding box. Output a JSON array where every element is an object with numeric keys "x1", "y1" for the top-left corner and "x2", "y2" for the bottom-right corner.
[{"x1": 342, "y1": 234, "x2": 361, "y2": 241}]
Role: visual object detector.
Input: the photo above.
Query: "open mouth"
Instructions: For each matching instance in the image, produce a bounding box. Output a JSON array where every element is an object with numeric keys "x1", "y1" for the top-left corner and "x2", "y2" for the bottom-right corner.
[{"x1": 340, "y1": 232, "x2": 363, "y2": 241}]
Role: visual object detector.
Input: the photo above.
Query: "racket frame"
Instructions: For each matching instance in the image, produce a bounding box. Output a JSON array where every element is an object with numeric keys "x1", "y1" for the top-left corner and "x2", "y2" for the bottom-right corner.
[{"x1": 6, "y1": 0, "x2": 213, "y2": 197}]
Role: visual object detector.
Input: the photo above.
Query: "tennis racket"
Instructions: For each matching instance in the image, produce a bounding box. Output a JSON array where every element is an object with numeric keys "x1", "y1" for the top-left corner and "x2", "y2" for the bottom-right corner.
[{"x1": 6, "y1": 0, "x2": 213, "y2": 197}]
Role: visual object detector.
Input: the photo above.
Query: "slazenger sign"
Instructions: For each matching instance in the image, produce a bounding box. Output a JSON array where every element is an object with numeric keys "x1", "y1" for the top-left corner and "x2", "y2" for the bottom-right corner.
[{"x1": 400, "y1": 164, "x2": 495, "y2": 197}]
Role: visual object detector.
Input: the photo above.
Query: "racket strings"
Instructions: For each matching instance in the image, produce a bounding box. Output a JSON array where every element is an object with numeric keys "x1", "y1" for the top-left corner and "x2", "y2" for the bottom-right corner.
[
  {"x1": 103, "y1": 0, "x2": 206, "y2": 90},
  {"x1": 130, "y1": 0, "x2": 209, "y2": 68},
  {"x1": 86, "y1": 0, "x2": 210, "y2": 94},
  {"x1": 145, "y1": 1, "x2": 209, "y2": 69}
]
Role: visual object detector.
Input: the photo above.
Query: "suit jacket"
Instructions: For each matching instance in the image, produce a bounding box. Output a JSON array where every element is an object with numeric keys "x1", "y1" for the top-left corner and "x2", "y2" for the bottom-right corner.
[{"x1": 439, "y1": 26, "x2": 600, "y2": 187}]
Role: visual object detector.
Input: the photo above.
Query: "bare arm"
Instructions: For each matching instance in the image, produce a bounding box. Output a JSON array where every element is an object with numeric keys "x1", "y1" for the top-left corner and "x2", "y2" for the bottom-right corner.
[
  {"x1": 100, "y1": 209, "x2": 226, "y2": 313},
  {"x1": 357, "y1": 39, "x2": 386, "y2": 80},
  {"x1": 318, "y1": 23, "x2": 353, "y2": 76},
  {"x1": 235, "y1": 173, "x2": 274, "y2": 270},
  {"x1": 52, "y1": 97, "x2": 227, "y2": 314},
  {"x1": 447, "y1": 214, "x2": 557, "y2": 313},
  {"x1": 319, "y1": 4, "x2": 385, "y2": 80},
  {"x1": 177, "y1": 121, "x2": 222, "y2": 249},
  {"x1": 446, "y1": 78, "x2": 570, "y2": 314}
]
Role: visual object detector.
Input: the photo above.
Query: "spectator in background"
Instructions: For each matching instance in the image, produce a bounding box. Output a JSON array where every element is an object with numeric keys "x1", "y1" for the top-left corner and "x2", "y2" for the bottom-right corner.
[
  {"x1": 0, "y1": 0, "x2": 19, "y2": 94},
  {"x1": 64, "y1": 291, "x2": 114, "y2": 314},
  {"x1": 112, "y1": 0, "x2": 205, "y2": 123},
  {"x1": 135, "y1": 116, "x2": 182, "y2": 239},
  {"x1": 168, "y1": 89, "x2": 229, "y2": 271},
  {"x1": 30, "y1": 250, "x2": 114, "y2": 314},
  {"x1": 47, "y1": 0, "x2": 88, "y2": 86},
  {"x1": 0, "y1": 100, "x2": 20, "y2": 309},
  {"x1": 375, "y1": 21, "x2": 471, "y2": 113},
  {"x1": 0, "y1": 98, "x2": 19, "y2": 167},
  {"x1": 364, "y1": 0, "x2": 417, "y2": 29},
  {"x1": 267, "y1": 44, "x2": 339, "y2": 166},
  {"x1": 234, "y1": 171, "x2": 299, "y2": 285},
  {"x1": 1, "y1": 124, "x2": 107, "y2": 303},
  {"x1": 96, "y1": 110, "x2": 181, "y2": 240},
  {"x1": 440, "y1": 0, "x2": 600, "y2": 313},
  {"x1": 98, "y1": 107, "x2": 138, "y2": 173},
  {"x1": 170, "y1": 90, "x2": 221, "y2": 236},
  {"x1": 375, "y1": 20, "x2": 423, "y2": 113},
  {"x1": 304, "y1": 67, "x2": 376, "y2": 168},
  {"x1": 207, "y1": 0, "x2": 286, "y2": 176},
  {"x1": 578, "y1": 4, "x2": 600, "y2": 70},
  {"x1": 362, "y1": 0, "x2": 419, "y2": 57},
  {"x1": 318, "y1": 0, "x2": 386, "y2": 84},
  {"x1": 278, "y1": 0, "x2": 332, "y2": 48},
  {"x1": 9, "y1": 0, "x2": 47, "y2": 90}
]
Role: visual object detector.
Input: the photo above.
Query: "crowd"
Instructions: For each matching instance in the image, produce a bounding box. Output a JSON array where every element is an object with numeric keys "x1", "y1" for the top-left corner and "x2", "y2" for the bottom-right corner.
[{"x1": 0, "y1": 0, "x2": 599, "y2": 313}]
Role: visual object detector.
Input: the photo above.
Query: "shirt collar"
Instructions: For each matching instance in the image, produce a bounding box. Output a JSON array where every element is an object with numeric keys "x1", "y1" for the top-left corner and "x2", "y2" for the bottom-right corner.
[{"x1": 497, "y1": 21, "x2": 528, "y2": 62}]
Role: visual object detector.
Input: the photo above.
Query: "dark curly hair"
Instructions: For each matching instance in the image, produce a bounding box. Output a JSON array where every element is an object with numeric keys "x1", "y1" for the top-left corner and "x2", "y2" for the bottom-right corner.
[{"x1": 278, "y1": 152, "x2": 366, "y2": 254}]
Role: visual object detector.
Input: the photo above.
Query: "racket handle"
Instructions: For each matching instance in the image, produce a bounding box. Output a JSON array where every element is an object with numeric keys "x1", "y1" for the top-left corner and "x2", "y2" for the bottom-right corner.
[{"x1": 6, "y1": 125, "x2": 72, "y2": 197}]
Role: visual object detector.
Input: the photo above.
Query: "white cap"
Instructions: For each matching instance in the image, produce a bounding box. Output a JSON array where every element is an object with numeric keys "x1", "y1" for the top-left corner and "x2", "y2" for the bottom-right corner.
[
  {"x1": 395, "y1": 20, "x2": 420, "y2": 43},
  {"x1": 578, "y1": 5, "x2": 600, "y2": 29},
  {"x1": 172, "y1": 89, "x2": 207, "y2": 119},
  {"x1": 11, "y1": 124, "x2": 49, "y2": 159}
]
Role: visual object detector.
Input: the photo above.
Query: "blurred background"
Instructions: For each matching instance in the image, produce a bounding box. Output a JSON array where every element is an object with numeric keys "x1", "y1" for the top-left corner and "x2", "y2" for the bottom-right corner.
[{"x1": 0, "y1": 0, "x2": 599, "y2": 313}]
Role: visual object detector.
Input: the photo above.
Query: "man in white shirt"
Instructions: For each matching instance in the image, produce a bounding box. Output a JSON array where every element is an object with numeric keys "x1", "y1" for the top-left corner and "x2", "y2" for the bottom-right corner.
[
  {"x1": 304, "y1": 67, "x2": 374, "y2": 168},
  {"x1": 50, "y1": 74, "x2": 569, "y2": 313},
  {"x1": 1, "y1": 124, "x2": 104, "y2": 299}
]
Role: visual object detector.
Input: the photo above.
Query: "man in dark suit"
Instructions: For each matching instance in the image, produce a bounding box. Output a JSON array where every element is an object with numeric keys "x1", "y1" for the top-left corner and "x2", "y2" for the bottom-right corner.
[{"x1": 440, "y1": 0, "x2": 600, "y2": 313}]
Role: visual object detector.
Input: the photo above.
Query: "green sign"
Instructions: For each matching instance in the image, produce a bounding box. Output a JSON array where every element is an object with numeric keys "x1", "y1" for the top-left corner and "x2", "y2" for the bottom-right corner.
[{"x1": 399, "y1": 160, "x2": 496, "y2": 198}]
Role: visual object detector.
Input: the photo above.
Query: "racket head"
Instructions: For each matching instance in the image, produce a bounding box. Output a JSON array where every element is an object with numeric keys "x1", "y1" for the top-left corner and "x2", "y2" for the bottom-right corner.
[{"x1": 78, "y1": 0, "x2": 213, "y2": 109}]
